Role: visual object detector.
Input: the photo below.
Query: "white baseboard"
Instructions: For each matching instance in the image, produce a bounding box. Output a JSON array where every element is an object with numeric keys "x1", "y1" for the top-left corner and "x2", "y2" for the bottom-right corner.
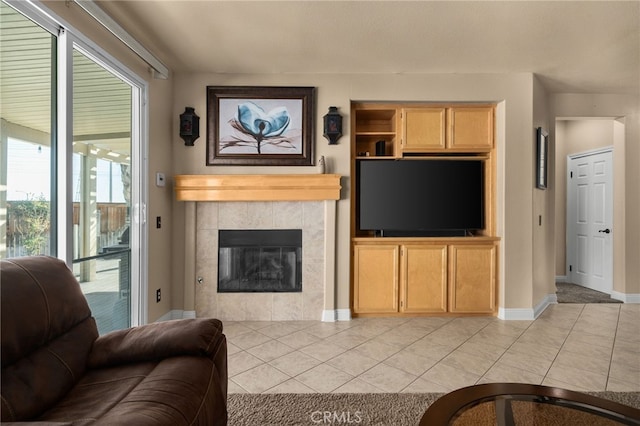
[
  {"x1": 498, "y1": 307, "x2": 535, "y2": 320},
  {"x1": 164, "y1": 309, "x2": 353, "y2": 323},
  {"x1": 498, "y1": 293, "x2": 556, "y2": 320},
  {"x1": 154, "y1": 310, "x2": 195, "y2": 322},
  {"x1": 535, "y1": 293, "x2": 557, "y2": 317},
  {"x1": 336, "y1": 309, "x2": 352, "y2": 321},
  {"x1": 555, "y1": 275, "x2": 568, "y2": 283},
  {"x1": 154, "y1": 311, "x2": 174, "y2": 322},
  {"x1": 321, "y1": 310, "x2": 336, "y2": 322},
  {"x1": 611, "y1": 291, "x2": 640, "y2": 303},
  {"x1": 322, "y1": 309, "x2": 353, "y2": 322}
]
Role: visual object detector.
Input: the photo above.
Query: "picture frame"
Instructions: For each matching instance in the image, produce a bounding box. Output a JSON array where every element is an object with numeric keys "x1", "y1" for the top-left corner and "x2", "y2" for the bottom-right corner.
[
  {"x1": 536, "y1": 127, "x2": 548, "y2": 189},
  {"x1": 206, "y1": 86, "x2": 315, "y2": 166}
]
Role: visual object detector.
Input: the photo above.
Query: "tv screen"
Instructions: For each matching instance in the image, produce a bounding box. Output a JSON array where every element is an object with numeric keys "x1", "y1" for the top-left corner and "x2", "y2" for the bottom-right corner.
[{"x1": 357, "y1": 160, "x2": 484, "y2": 236}]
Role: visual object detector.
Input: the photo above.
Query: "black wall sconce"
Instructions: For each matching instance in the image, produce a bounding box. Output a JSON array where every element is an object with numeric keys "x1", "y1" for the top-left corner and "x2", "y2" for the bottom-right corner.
[
  {"x1": 179, "y1": 107, "x2": 200, "y2": 146},
  {"x1": 323, "y1": 106, "x2": 342, "y2": 145}
]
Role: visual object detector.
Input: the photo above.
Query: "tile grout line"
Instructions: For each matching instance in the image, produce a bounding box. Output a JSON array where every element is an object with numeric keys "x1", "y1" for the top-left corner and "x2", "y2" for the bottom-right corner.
[
  {"x1": 540, "y1": 304, "x2": 619, "y2": 390},
  {"x1": 260, "y1": 320, "x2": 386, "y2": 393},
  {"x1": 538, "y1": 304, "x2": 585, "y2": 387},
  {"x1": 472, "y1": 318, "x2": 532, "y2": 385},
  {"x1": 605, "y1": 304, "x2": 623, "y2": 391},
  {"x1": 394, "y1": 319, "x2": 495, "y2": 393},
  {"x1": 319, "y1": 321, "x2": 423, "y2": 393}
]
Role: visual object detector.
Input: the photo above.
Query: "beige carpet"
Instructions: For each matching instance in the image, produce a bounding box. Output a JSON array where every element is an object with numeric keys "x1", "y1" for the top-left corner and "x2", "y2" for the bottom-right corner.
[
  {"x1": 556, "y1": 282, "x2": 622, "y2": 304},
  {"x1": 227, "y1": 392, "x2": 640, "y2": 425}
]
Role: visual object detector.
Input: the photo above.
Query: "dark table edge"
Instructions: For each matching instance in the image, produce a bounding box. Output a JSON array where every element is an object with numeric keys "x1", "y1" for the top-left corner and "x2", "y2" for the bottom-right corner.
[{"x1": 419, "y1": 383, "x2": 640, "y2": 425}]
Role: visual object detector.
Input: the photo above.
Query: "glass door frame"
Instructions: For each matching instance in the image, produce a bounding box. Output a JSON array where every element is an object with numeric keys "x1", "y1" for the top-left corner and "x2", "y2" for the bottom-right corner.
[{"x1": 5, "y1": 0, "x2": 149, "y2": 326}]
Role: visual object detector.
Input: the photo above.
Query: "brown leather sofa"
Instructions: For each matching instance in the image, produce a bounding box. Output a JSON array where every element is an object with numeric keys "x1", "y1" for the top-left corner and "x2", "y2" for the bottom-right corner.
[{"x1": 1, "y1": 256, "x2": 228, "y2": 425}]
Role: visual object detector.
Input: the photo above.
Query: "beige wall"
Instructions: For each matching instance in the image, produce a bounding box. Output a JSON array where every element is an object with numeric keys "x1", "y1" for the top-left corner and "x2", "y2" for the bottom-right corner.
[
  {"x1": 146, "y1": 79, "x2": 174, "y2": 321},
  {"x1": 171, "y1": 72, "x2": 542, "y2": 313},
  {"x1": 532, "y1": 77, "x2": 555, "y2": 306}
]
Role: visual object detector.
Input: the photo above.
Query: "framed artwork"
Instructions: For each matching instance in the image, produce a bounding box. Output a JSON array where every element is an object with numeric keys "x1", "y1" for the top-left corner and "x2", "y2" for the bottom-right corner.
[
  {"x1": 536, "y1": 127, "x2": 548, "y2": 189},
  {"x1": 206, "y1": 86, "x2": 315, "y2": 166}
]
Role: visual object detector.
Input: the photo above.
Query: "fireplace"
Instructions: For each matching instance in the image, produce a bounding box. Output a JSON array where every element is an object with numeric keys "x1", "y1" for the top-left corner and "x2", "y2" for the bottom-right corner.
[
  {"x1": 175, "y1": 174, "x2": 342, "y2": 321},
  {"x1": 218, "y1": 229, "x2": 302, "y2": 293}
]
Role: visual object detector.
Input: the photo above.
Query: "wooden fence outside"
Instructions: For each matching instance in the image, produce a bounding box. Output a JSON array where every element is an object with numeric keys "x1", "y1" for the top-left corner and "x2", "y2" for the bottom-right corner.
[{"x1": 6, "y1": 202, "x2": 128, "y2": 257}]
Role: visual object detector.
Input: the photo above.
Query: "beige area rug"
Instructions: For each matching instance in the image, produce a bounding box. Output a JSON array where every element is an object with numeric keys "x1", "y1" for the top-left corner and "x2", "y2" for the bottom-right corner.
[{"x1": 227, "y1": 392, "x2": 640, "y2": 425}]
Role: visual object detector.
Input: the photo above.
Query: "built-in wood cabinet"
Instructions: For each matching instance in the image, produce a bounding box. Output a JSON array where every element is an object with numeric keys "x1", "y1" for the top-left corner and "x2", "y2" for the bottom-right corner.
[
  {"x1": 351, "y1": 101, "x2": 498, "y2": 317},
  {"x1": 353, "y1": 244, "x2": 399, "y2": 314},
  {"x1": 404, "y1": 105, "x2": 493, "y2": 153},
  {"x1": 352, "y1": 239, "x2": 498, "y2": 316},
  {"x1": 401, "y1": 244, "x2": 447, "y2": 313},
  {"x1": 447, "y1": 107, "x2": 494, "y2": 151},
  {"x1": 403, "y1": 108, "x2": 446, "y2": 152},
  {"x1": 448, "y1": 243, "x2": 497, "y2": 314},
  {"x1": 352, "y1": 103, "x2": 494, "y2": 158}
]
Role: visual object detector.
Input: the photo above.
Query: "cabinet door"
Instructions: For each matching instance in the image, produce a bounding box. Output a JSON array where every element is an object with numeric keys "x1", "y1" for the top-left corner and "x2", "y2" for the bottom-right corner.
[
  {"x1": 447, "y1": 107, "x2": 494, "y2": 150},
  {"x1": 401, "y1": 245, "x2": 447, "y2": 313},
  {"x1": 353, "y1": 244, "x2": 399, "y2": 313},
  {"x1": 448, "y1": 244, "x2": 496, "y2": 313},
  {"x1": 403, "y1": 108, "x2": 446, "y2": 152}
]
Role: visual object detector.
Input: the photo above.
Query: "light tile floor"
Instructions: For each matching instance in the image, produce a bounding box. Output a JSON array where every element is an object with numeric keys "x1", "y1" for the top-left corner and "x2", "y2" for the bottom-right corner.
[{"x1": 226, "y1": 303, "x2": 639, "y2": 394}]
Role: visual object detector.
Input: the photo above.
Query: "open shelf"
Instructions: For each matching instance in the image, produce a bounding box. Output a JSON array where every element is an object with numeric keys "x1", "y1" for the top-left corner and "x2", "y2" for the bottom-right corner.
[
  {"x1": 354, "y1": 106, "x2": 399, "y2": 158},
  {"x1": 355, "y1": 109, "x2": 397, "y2": 133}
]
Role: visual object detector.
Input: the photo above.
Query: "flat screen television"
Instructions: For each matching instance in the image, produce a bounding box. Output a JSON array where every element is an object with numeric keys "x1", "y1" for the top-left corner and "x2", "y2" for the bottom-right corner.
[{"x1": 357, "y1": 159, "x2": 484, "y2": 236}]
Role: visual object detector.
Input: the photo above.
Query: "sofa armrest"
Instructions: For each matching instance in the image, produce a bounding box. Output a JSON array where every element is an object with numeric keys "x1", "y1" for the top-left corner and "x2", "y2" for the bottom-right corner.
[{"x1": 87, "y1": 318, "x2": 224, "y2": 369}]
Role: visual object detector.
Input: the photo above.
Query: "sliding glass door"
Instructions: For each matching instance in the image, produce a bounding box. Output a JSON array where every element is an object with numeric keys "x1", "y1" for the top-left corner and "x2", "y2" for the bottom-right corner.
[
  {"x1": 0, "y1": 2, "x2": 55, "y2": 258},
  {"x1": 0, "y1": 1, "x2": 147, "y2": 332},
  {"x1": 71, "y1": 48, "x2": 133, "y2": 334}
]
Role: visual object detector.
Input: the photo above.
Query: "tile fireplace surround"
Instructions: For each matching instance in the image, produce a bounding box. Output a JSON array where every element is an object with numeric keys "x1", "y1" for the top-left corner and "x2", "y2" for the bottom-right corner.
[{"x1": 175, "y1": 174, "x2": 342, "y2": 322}]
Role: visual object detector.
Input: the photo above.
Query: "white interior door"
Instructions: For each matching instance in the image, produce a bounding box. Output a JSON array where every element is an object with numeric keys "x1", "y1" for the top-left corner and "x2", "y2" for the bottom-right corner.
[{"x1": 567, "y1": 149, "x2": 613, "y2": 294}]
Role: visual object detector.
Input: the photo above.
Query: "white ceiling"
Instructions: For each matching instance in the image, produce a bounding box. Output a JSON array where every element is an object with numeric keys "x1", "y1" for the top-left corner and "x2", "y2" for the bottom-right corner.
[
  {"x1": 96, "y1": 0, "x2": 640, "y2": 95},
  {"x1": 1, "y1": 0, "x2": 637, "y2": 159}
]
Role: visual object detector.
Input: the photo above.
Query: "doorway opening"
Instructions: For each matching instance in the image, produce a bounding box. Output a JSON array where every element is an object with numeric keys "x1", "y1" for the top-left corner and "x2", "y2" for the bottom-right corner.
[{"x1": 555, "y1": 118, "x2": 625, "y2": 303}]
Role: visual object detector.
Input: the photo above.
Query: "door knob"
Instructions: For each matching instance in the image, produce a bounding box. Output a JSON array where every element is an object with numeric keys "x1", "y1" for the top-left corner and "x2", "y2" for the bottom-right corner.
[{"x1": 598, "y1": 228, "x2": 611, "y2": 234}]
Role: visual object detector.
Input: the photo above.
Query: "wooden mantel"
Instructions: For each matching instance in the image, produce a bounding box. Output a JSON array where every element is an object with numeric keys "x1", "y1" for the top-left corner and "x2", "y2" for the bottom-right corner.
[{"x1": 174, "y1": 174, "x2": 342, "y2": 202}]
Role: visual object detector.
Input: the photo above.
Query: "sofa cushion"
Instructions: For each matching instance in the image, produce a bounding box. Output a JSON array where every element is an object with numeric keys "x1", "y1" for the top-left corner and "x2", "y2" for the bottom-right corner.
[
  {"x1": 1, "y1": 256, "x2": 98, "y2": 422},
  {"x1": 38, "y1": 357, "x2": 227, "y2": 426},
  {"x1": 1, "y1": 318, "x2": 98, "y2": 421}
]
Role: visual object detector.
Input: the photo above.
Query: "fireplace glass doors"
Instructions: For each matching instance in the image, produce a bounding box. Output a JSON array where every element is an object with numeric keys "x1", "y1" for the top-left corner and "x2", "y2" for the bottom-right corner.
[{"x1": 218, "y1": 230, "x2": 302, "y2": 292}]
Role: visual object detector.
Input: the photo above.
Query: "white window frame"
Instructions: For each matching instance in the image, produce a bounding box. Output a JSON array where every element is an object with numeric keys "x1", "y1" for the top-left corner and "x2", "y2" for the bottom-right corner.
[{"x1": 4, "y1": 0, "x2": 149, "y2": 326}]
